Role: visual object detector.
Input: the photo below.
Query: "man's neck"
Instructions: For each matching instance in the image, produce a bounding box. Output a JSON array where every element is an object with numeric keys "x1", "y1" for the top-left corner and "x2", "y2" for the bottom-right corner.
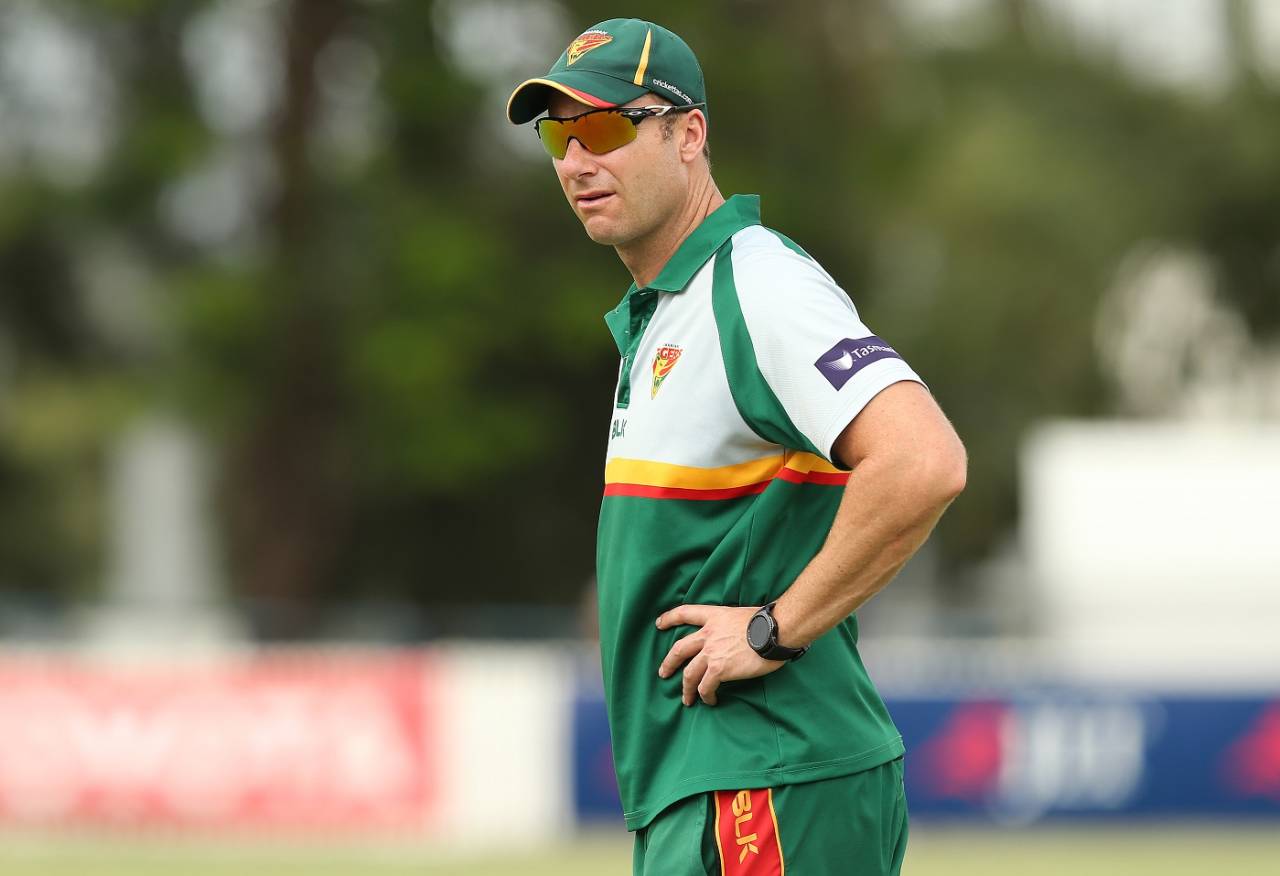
[{"x1": 617, "y1": 177, "x2": 725, "y2": 289}]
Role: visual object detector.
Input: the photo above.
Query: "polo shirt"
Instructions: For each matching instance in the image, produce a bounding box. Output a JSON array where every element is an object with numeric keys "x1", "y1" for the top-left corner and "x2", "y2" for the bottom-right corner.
[{"x1": 597, "y1": 193, "x2": 924, "y2": 830}]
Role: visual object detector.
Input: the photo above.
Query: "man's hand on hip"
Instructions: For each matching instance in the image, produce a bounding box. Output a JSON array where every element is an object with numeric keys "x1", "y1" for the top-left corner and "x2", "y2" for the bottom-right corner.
[{"x1": 655, "y1": 604, "x2": 784, "y2": 707}]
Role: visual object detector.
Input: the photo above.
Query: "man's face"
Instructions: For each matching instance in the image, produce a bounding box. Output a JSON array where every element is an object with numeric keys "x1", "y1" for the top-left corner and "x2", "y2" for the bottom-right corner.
[{"x1": 545, "y1": 92, "x2": 691, "y2": 247}]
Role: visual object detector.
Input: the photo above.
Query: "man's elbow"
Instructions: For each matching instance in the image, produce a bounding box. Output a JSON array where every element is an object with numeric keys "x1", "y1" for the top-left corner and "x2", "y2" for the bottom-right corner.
[
  {"x1": 939, "y1": 446, "x2": 967, "y2": 503},
  {"x1": 932, "y1": 436, "x2": 968, "y2": 504},
  {"x1": 914, "y1": 432, "x2": 967, "y2": 508}
]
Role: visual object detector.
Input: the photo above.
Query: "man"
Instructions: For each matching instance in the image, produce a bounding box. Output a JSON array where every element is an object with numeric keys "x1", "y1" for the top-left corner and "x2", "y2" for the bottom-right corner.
[{"x1": 508, "y1": 18, "x2": 966, "y2": 876}]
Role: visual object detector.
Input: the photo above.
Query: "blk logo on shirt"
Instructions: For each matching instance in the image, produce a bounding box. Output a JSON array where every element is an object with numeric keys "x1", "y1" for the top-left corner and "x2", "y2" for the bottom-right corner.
[{"x1": 814, "y1": 335, "x2": 900, "y2": 390}]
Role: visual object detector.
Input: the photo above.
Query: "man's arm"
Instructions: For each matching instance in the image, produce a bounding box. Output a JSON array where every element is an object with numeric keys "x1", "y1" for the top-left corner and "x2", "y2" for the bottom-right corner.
[{"x1": 656, "y1": 380, "x2": 967, "y2": 706}]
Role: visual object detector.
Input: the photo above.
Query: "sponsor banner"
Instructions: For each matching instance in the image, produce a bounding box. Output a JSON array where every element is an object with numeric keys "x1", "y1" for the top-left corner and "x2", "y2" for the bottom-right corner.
[
  {"x1": 571, "y1": 688, "x2": 1280, "y2": 823},
  {"x1": 897, "y1": 694, "x2": 1280, "y2": 820},
  {"x1": 0, "y1": 652, "x2": 436, "y2": 831}
]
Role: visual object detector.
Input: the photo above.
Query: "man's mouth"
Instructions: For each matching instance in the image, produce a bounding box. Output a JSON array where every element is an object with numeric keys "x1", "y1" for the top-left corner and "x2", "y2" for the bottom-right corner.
[{"x1": 576, "y1": 191, "x2": 614, "y2": 209}]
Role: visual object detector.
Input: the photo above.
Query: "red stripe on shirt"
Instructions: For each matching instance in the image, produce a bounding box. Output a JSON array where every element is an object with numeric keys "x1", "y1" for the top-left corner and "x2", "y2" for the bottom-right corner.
[
  {"x1": 603, "y1": 481, "x2": 771, "y2": 501},
  {"x1": 774, "y1": 468, "x2": 850, "y2": 486}
]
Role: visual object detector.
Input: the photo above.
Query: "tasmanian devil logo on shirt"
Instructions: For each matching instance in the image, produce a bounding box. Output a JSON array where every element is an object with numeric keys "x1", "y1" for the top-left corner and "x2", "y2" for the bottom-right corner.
[
  {"x1": 814, "y1": 335, "x2": 901, "y2": 391},
  {"x1": 651, "y1": 345, "x2": 683, "y2": 398},
  {"x1": 566, "y1": 30, "x2": 612, "y2": 65}
]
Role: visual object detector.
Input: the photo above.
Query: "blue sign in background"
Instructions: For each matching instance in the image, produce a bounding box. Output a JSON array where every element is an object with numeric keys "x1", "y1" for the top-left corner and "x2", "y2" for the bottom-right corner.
[
  {"x1": 571, "y1": 686, "x2": 1280, "y2": 822},
  {"x1": 572, "y1": 687, "x2": 622, "y2": 820}
]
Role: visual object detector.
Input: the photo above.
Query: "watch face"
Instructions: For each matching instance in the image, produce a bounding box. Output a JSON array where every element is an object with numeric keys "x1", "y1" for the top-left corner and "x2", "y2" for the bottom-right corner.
[{"x1": 747, "y1": 614, "x2": 771, "y2": 650}]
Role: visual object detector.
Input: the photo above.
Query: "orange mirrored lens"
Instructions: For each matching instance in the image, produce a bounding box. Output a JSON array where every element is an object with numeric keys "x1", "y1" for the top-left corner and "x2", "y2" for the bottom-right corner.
[{"x1": 536, "y1": 111, "x2": 638, "y2": 159}]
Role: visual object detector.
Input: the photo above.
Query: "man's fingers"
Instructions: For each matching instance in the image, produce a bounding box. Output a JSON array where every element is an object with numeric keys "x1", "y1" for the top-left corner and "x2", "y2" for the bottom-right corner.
[
  {"x1": 656, "y1": 604, "x2": 714, "y2": 630},
  {"x1": 681, "y1": 653, "x2": 708, "y2": 706},
  {"x1": 698, "y1": 666, "x2": 721, "y2": 706},
  {"x1": 658, "y1": 632, "x2": 705, "y2": 678}
]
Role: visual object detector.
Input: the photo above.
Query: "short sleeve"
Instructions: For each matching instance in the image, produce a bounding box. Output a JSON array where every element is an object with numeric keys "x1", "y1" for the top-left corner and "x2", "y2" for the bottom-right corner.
[{"x1": 722, "y1": 232, "x2": 925, "y2": 464}]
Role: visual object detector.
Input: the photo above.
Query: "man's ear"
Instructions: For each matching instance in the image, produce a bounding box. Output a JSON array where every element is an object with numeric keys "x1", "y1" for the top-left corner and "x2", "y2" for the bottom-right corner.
[{"x1": 679, "y1": 110, "x2": 708, "y2": 163}]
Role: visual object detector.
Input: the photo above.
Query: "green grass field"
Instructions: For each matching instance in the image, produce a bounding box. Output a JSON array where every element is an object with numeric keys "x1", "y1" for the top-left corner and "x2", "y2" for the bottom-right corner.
[{"x1": 2, "y1": 825, "x2": 1278, "y2": 876}]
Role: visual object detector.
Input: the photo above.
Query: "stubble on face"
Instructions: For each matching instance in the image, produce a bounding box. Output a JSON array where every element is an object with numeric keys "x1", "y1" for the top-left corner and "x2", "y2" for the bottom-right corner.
[{"x1": 546, "y1": 93, "x2": 687, "y2": 249}]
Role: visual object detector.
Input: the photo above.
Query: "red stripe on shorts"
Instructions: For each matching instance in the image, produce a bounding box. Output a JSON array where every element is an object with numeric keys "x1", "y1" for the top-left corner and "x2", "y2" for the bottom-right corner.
[{"x1": 713, "y1": 788, "x2": 784, "y2": 875}]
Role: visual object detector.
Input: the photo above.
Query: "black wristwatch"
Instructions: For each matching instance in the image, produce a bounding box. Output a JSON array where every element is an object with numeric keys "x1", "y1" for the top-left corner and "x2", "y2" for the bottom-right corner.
[{"x1": 746, "y1": 602, "x2": 808, "y2": 662}]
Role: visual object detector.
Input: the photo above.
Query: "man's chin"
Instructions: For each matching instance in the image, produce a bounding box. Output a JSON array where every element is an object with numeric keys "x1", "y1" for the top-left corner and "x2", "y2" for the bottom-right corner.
[{"x1": 581, "y1": 219, "x2": 628, "y2": 246}]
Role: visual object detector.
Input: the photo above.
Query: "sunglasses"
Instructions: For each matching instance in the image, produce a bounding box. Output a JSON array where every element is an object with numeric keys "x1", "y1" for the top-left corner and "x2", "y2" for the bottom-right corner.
[{"x1": 535, "y1": 103, "x2": 707, "y2": 160}]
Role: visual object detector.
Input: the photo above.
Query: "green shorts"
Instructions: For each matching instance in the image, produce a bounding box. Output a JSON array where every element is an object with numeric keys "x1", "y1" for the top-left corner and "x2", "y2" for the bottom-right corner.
[{"x1": 632, "y1": 756, "x2": 908, "y2": 876}]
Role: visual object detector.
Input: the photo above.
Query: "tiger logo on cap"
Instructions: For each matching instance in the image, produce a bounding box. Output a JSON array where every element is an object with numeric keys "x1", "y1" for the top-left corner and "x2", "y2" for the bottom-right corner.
[{"x1": 567, "y1": 30, "x2": 612, "y2": 65}]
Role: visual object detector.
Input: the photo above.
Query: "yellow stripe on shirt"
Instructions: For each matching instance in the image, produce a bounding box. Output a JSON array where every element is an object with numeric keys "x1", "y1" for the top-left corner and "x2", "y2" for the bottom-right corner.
[{"x1": 605, "y1": 454, "x2": 784, "y2": 489}]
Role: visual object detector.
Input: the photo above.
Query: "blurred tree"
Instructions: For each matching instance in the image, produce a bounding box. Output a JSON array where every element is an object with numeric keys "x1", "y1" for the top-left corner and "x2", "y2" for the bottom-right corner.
[{"x1": 218, "y1": 0, "x2": 355, "y2": 636}]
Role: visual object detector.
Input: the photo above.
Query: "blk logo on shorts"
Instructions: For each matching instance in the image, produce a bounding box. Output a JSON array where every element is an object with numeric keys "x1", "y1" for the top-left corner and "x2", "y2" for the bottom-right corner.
[
  {"x1": 814, "y1": 335, "x2": 900, "y2": 390},
  {"x1": 714, "y1": 788, "x2": 783, "y2": 874}
]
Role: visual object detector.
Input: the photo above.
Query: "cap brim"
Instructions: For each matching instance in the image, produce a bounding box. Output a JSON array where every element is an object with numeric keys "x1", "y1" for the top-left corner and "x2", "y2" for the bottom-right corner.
[{"x1": 506, "y1": 72, "x2": 648, "y2": 124}]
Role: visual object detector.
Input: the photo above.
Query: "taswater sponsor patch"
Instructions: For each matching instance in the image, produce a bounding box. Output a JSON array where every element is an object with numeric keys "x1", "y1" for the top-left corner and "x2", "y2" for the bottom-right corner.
[{"x1": 814, "y1": 335, "x2": 900, "y2": 390}]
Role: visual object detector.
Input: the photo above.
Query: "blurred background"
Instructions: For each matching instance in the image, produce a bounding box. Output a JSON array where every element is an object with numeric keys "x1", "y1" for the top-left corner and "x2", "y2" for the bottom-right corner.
[{"x1": 0, "y1": 0, "x2": 1277, "y2": 873}]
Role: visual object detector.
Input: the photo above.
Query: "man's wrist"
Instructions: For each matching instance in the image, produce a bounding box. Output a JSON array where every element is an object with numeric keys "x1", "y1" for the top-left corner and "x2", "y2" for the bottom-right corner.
[{"x1": 769, "y1": 598, "x2": 809, "y2": 650}]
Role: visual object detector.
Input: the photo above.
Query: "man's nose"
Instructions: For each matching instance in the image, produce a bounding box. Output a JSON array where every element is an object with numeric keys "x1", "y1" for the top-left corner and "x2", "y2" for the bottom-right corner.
[{"x1": 559, "y1": 137, "x2": 596, "y2": 175}]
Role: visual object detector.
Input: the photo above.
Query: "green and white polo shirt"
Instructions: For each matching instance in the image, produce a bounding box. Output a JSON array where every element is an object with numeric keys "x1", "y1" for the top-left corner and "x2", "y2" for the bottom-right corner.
[{"x1": 597, "y1": 194, "x2": 924, "y2": 830}]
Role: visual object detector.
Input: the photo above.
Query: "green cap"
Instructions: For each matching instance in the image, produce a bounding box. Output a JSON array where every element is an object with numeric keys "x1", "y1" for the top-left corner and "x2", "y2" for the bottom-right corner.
[{"x1": 506, "y1": 18, "x2": 706, "y2": 124}]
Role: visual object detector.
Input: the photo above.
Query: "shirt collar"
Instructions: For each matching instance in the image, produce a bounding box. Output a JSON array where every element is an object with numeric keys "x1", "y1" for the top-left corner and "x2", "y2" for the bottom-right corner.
[
  {"x1": 642, "y1": 193, "x2": 761, "y2": 293},
  {"x1": 603, "y1": 194, "x2": 761, "y2": 356}
]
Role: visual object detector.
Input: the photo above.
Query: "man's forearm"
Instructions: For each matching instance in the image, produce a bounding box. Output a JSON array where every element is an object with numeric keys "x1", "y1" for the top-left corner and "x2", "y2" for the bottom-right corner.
[
  {"x1": 656, "y1": 384, "x2": 964, "y2": 704},
  {"x1": 770, "y1": 452, "x2": 962, "y2": 649}
]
